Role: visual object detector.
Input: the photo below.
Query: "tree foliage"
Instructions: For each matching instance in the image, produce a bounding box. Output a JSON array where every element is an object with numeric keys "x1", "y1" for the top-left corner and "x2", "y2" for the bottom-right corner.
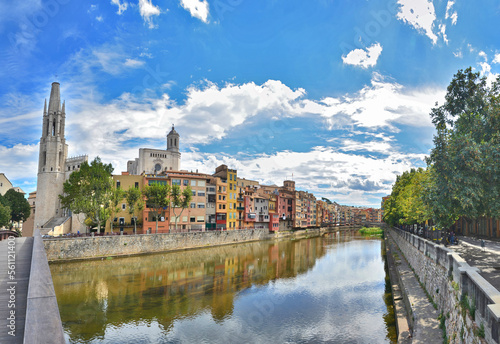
[
  {"x1": 171, "y1": 184, "x2": 192, "y2": 231},
  {"x1": 125, "y1": 186, "x2": 144, "y2": 234},
  {"x1": 384, "y1": 68, "x2": 500, "y2": 229},
  {"x1": 3, "y1": 189, "x2": 30, "y2": 227},
  {"x1": 0, "y1": 201, "x2": 11, "y2": 228},
  {"x1": 109, "y1": 187, "x2": 125, "y2": 233},
  {"x1": 142, "y1": 182, "x2": 170, "y2": 234},
  {"x1": 383, "y1": 168, "x2": 431, "y2": 226},
  {"x1": 59, "y1": 157, "x2": 114, "y2": 233},
  {"x1": 426, "y1": 68, "x2": 500, "y2": 226}
]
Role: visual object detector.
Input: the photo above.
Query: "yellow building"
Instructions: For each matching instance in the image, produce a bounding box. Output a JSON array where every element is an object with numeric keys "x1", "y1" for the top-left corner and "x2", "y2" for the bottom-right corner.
[
  {"x1": 106, "y1": 173, "x2": 144, "y2": 234},
  {"x1": 214, "y1": 165, "x2": 238, "y2": 230}
]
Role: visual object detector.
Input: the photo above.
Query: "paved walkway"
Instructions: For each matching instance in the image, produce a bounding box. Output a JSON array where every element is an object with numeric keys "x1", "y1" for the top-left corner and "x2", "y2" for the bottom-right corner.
[
  {"x1": 449, "y1": 236, "x2": 500, "y2": 293},
  {"x1": 0, "y1": 237, "x2": 33, "y2": 344},
  {"x1": 386, "y1": 232, "x2": 443, "y2": 344}
]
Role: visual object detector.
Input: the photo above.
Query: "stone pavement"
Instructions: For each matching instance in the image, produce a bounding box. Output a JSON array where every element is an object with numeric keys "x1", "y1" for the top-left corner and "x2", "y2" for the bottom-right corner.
[
  {"x1": 449, "y1": 236, "x2": 500, "y2": 294},
  {"x1": 0, "y1": 237, "x2": 33, "y2": 344},
  {"x1": 386, "y1": 233, "x2": 443, "y2": 344}
]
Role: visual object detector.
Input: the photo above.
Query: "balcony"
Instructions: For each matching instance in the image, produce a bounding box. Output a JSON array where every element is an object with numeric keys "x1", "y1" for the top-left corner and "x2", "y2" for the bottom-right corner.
[
  {"x1": 237, "y1": 197, "x2": 244, "y2": 202},
  {"x1": 236, "y1": 206, "x2": 245, "y2": 211},
  {"x1": 247, "y1": 213, "x2": 256, "y2": 219}
]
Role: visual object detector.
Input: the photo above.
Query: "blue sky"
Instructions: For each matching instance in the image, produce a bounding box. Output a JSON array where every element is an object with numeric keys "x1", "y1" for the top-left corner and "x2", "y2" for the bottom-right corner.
[{"x1": 1, "y1": 0, "x2": 499, "y2": 207}]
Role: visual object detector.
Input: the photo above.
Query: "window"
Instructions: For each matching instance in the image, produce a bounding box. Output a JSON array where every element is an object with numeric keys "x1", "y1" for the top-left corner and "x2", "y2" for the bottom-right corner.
[
  {"x1": 191, "y1": 180, "x2": 196, "y2": 186},
  {"x1": 122, "y1": 203, "x2": 126, "y2": 210},
  {"x1": 149, "y1": 180, "x2": 167, "y2": 186},
  {"x1": 190, "y1": 217, "x2": 196, "y2": 223},
  {"x1": 183, "y1": 180, "x2": 189, "y2": 186},
  {"x1": 182, "y1": 216, "x2": 188, "y2": 222},
  {"x1": 197, "y1": 216, "x2": 204, "y2": 222},
  {"x1": 155, "y1": 163, "x2": 162, "y2": 172},
  {"x1": 229, "y1": 193, "x2": 232, "y2": 200},
  {"x1": 190, "y1": 203, "x2": 196, "y2": 208},
  {"x1": 198, "y1": 203, "x2": 205, "y2": 208},
  {"x1": 198, "y1": 180, "x2": 205, "y2": 187},
  {"x1": 198, "y1": 191, "x2": 205, "y2": 197},
  {"x1": 229, "y1": 203, "x2": 233, "y2": 209},
  {"x1": 172, "y1": 179, "x2": 181, "y2": 185},
  {"x1": 135, "y1": 182, "x2": 139, "y2": 188},
  {"x1": 116, "y1": 181, "x2": 121, "y2": 188},
  {"x1": 218, "y1": 195, "x2": 221, "y2": 200},
  {"x1": 192, "y1": 190, "x2": 196, "y2": 196}
]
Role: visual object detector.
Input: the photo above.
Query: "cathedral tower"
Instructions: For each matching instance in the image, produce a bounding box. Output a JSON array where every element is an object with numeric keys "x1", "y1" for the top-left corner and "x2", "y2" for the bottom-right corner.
[
  {"x1": 34, "y1": 82, "x2": 68, "y2": 228},
  {"x1": 167, "y1": 125, "x2": 180, "y2": 152}
]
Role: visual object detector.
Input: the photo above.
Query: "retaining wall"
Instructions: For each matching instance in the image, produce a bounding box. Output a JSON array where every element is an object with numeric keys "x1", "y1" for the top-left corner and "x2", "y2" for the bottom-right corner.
[
  {"x1": 44, "y1": 228, "x2": 270, "y2": 261},
  {"x1": 389, "y1": 228, "x2": 500, "y2": 344}
]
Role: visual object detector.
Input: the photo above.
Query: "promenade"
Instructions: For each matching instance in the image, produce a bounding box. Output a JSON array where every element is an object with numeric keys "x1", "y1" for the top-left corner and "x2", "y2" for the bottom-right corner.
[
  {"x1": 452, "y1": 236, "x2": 500, "y2": 293},
  {"x1": 0, "y1": 237, "x2": 33, "y2": 344}
]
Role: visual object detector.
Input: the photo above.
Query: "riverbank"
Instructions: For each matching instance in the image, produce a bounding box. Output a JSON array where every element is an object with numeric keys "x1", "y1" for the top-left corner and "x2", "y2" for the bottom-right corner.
[{"x1": 44, "y1": 226, "x2": 357, "y2": 262}]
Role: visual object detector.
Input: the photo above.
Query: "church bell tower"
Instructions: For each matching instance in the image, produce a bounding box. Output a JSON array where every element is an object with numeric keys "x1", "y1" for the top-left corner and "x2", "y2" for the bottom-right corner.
[{"x1": 35, "y1": 82, "x2": 68, "y2": 228}]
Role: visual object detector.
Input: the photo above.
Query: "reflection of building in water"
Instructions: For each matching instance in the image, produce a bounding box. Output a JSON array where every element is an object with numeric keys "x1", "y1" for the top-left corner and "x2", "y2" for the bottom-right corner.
[{"x1": 51, "y1": 237, "x2": 328, "y2": 341}]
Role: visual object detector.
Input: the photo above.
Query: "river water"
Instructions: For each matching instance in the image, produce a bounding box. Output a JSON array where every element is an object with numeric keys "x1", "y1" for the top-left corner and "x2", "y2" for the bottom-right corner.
[{"x1": 50, "y1": 231, "x2": 396, "y2": 344}]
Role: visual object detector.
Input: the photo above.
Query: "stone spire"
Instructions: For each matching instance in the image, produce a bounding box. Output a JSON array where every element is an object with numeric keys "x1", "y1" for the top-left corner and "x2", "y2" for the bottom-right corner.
[
  {"x1": 62, "y1": 100, "x2": 65, "y2": 114},
  {"x1": 43, "y1": 99, "x2": 47, "y2": 114},
  {"x1": 48, "y1": 82, "x2": 61, "y2": 114}
]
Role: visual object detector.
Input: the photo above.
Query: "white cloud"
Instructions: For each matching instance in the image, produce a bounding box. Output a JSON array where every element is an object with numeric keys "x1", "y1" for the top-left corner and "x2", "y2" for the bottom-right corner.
[
  {"x1": 439, "y1": 24, "x2": 448, "y2": 44},
  {"x1": 96, "y1": 16, "x2": 104, "y2": 22},
  {"x1": 493, "y1": 54, "x2": 500, "y2": 64},
  {"x1": 180, "y1": 0, "x2": 209, "y2": 23},
  {"x1": 396, "y1": 0, "x2": 438, "y2": 44},
  {"x1": 111, "y1": 0, "x2": 128, "y2": 14},
  {"x1": 453, "y1": 50, "x2": 462, "y2": 58},
  {"x1": 342, "y1": 43, "x2": 382, "y2": 69},
  {"x1": 445, "y1": 1, "x2": 458, "y2": 25},
  {"x1": 319, "y1": 73, "x2": 442, "y2": 130},
  {"x1": 180, "y1": 146, "x2": 426, "y2": 207},
  {"x1": 0, "y1": 144, "x2": 39, "y2": 181},
  {"x1": 138, "y1": 0, "x2": 160, "y2": 28},
  {"x1": 124, "y1": 58, "x2": 145, "y2": 68}
]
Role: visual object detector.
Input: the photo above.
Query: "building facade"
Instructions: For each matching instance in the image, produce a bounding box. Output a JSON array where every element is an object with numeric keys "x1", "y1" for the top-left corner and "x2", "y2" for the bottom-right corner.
[{"x1": 127, "y1": 126, "x2": 181, "y2": 175}]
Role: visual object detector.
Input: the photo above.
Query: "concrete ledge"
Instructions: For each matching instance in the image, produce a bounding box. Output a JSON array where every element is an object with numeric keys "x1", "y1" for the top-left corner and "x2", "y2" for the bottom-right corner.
[{"x1": 23, "y1": 229, "x2": 65, "y2": 344}]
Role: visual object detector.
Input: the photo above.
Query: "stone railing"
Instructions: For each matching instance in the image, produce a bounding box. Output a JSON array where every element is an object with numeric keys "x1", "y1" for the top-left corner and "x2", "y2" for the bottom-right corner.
[
  {"x1": 24, "y1": 229, "x2": 65, "y2": 344},
  {"x1": 391, "y1": 228, "x2": 500, "y2": 344}
]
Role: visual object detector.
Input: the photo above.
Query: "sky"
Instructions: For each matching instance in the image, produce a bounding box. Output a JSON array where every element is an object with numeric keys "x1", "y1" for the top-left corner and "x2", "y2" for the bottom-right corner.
[{"x1": 1, "y1": 0, "x2": 499, "y2": 208}]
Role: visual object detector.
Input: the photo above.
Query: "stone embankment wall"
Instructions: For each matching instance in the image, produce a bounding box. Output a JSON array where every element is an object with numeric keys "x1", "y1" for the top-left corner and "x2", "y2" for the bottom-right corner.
[
  {"x1": 388, "y1": 228, "x2": 500, "y2": 344},
  {"x1": 44, "y1": 228, "x2": 270, "y2": 261}
]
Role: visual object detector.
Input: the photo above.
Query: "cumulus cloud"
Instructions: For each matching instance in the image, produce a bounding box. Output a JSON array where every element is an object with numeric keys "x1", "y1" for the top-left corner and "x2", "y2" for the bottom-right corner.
[
  {"x1": 179, "y1": 146, "x2": 426, "y2": 206},
  {"x1": 180, "y1": 0, "x2": 209, "y2": 23},
  {"x1": 396, "y1": 0, "x2": 438, "y2": 44},
  {"x1": 111, "y1": 0, "x2": 128, "y2": 14},
  {"x1": 342, "y1": 43, "x2": 382, "y2": 69},
  {"x1": 319, "y1": 73, "x2": 442, "y2": 130},
  {"x1": 138, "y1": 0, "x2": 160, "y2": 28}
]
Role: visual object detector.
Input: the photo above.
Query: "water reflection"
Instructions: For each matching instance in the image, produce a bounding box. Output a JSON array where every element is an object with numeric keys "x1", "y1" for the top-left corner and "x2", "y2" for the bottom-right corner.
[{"x1": 51, "y1": 231, "x2": 396, "y2": 343}]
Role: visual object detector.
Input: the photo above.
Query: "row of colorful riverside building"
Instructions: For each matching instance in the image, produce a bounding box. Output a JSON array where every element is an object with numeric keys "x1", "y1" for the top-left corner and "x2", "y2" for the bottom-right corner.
[{"x1": 107, "y1": 164, "x2": 383, "y2": 234}]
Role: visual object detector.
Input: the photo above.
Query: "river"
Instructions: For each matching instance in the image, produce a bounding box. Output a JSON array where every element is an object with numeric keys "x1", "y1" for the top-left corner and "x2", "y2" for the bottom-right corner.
[{"x1": 50, "y1": 230, "x2": 396, "y2": 343}]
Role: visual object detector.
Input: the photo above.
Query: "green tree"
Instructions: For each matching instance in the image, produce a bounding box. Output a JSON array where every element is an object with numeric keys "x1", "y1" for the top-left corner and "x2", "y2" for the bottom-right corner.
[
  {"x1": 426, "y1": 68, "x2": 500, "y2": 227},
  {"x1": 125, "y1": 186, "x2": 144, "y2": 234},
  {"x1": 0, "y1": 202, "x2": 11, "y2": 228},
  {"x1": 59, "y1": 157, "x2": 114, "y2": 233},
  {"x1": 170, "y1": 184, "x2": 192, "y2": 231},
  {"x1": 109, "y1": 187, "x2": 125, "y2": 234},
  {"x1": 142, "y1": 182, "x2": 170, "y2": 234},
  {"x1": 3, "y1": 189, "x2": 31, "y2": 228}
]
